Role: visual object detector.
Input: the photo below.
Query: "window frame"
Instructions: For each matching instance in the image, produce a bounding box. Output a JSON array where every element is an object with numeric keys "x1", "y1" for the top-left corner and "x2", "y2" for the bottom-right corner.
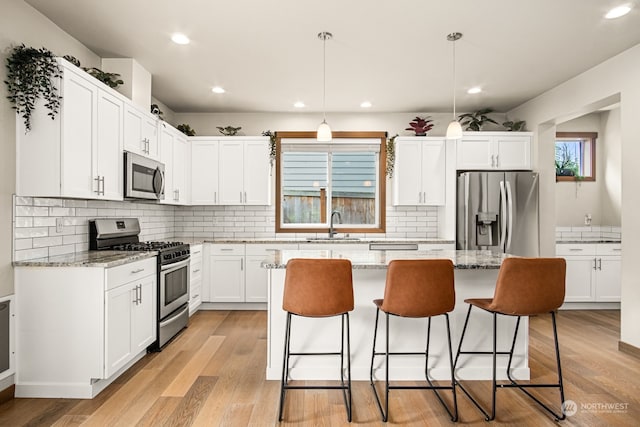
[
  {"x1": 555, "y1": 132, "x2": 597, "y2": 182},
  {"x1": 275, "y1": 131, "x2": 386, "y2": 234}
]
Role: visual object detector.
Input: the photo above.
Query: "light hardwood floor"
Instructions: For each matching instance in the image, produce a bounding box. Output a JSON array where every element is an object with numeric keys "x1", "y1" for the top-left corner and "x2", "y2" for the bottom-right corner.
[{"x1": 0, "y1": 310, "x2": 638, "y2": 426}]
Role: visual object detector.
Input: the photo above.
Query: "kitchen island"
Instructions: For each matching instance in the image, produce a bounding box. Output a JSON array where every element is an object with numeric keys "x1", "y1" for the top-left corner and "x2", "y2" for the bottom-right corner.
[{"x1": 263, "y1": 249, "x2": 529, "y2": 382}]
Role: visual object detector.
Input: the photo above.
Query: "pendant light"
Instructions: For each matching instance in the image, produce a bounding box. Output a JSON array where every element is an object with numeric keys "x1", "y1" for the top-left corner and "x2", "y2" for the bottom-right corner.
[
  {"x1": 317, "y1": 31, "x2": 332, "y2": 141},
  {"x1": 446, "y1": 32, "x2": 463, "y2": 139}
]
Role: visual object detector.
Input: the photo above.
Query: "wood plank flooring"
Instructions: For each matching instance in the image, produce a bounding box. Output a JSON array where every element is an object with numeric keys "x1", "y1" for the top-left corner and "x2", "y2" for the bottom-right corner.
[{"x1": 0, "y1": 310, "x2": 638, "y2": 426}]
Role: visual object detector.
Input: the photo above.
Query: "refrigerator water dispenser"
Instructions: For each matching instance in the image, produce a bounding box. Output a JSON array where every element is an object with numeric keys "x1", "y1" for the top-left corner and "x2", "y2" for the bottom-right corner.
[{"x1": 476, "y1": 212, "x2": 498, "y2": 246}]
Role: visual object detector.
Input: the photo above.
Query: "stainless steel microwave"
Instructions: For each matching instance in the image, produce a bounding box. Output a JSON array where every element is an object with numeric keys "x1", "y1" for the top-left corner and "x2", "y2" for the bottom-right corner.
[{"x1": 124, "y1": 151, "x2": 165, "y2": 200}]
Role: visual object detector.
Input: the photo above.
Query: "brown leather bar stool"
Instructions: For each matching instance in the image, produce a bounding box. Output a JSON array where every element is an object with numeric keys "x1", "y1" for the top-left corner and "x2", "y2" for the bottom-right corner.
[
  {"x1": 278, "y1": 258, "x2": 354, "y2": 422},
  {"x1": 369, "y1": 259, "x2": 458, "y2": 422},
  {"x1": 454, "y1": 257, "x2": 567, "y2": 421}
]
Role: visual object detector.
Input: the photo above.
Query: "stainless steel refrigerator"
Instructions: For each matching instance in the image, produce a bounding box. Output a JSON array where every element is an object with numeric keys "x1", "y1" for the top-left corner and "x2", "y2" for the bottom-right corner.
[{"x1": 456, "y1": 171, "x2": 539, "y2": 256}]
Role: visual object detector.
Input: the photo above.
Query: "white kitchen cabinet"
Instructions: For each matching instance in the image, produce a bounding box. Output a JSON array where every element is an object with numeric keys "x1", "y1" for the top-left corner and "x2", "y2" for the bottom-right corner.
[
  {"x1": 160, "y1": 124, "x2": 189, "y2": 205},
  {"x1": 15, "y1": 256, "x2": 157, "y2": 398},
  {"x1": 456, "y1": 132, "x2": 531, "y2": 170},
  {"x1": 393, "y1": 137, "x2": 446, "y2": 205},
  {"x1": 556, "y1": 243, "x2": 621, "y2": 303},
  {"x1": 206, "y1": 244, "x2": 246, "y2": 302},
  {"x1": 124, "y1": 103, "x2": 159, "y2": 159},
  {"x1": 16, "y1": 58, "x2": 124, "y2": 200},
  {"x1": 189, "y1": 244, "x2": 203, "y2": 315},
  {"x1": 204, "y1": 243, "x2": 297, "y2": 304},
  {"x1": 218, "y1": 137, "x2": 271, "y2": 205},
  {"x1": 191, "y1": 139, "x2": 220, "y2": 205}
]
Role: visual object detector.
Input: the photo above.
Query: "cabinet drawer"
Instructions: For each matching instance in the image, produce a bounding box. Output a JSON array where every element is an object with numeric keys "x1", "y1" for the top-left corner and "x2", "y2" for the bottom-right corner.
[
  {"x1": 418, "y1": 243, "x2": 456, "y2": 252},
  {"x1": 106, "y1": 257, "x2": 156, "y2": 290},
  {"x1": 556, "y1": 244, "x2": 596, "y2": 256},
  {"x1": 596, "y1": 244, "x2": 622, "y2": 256},
  {"x1": 191, "y1": 260, "x2": 203, "y2": 281},
  {"x1": 245, "y1": 243, "x2": 298, "y2": 256},
  {"x1": 190, "y1": 244, "x2": 203, "y2": 263},
  {"x1": 209, "y1": 244, "x2": 245, "y2": 255}
]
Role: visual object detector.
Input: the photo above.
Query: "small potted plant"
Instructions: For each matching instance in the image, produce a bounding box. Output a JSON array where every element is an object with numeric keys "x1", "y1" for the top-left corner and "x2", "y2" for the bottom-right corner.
[
  {"x1": 177, "y1": 124, "x2": 196, "y2": 136},
  {"x1": 458, "y1": 108, "x2": 498, "y2": 131},
  {"x1": 405, "y1": 116, "x2": 434, "y2": 136},
  {"x1": 502, "y1": 119, "x2": 526, "y2": 131}
]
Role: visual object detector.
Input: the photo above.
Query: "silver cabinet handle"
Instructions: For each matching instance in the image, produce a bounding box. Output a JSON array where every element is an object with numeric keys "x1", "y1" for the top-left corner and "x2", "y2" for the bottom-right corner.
[
  {"x1": 100, "y1": 176, "x2": 105, "y2": 195},
  {"x1": 598, "y1": 258, "x2": 602, "y2": 270},
  {"x1": 192, "y1": 250, "x2": 201, "y2": 255},
  {"x1": 220, "y1": 248, "x2": 234, "y2": 251},
  {"x1": 569, "y1": 248, "x2": 584, "y2": 252},
  {"x1": 240, "y1": 191, "x2": 243, "y2": 203},
  {"x1": 241, "y1": 258, "x2": 244, "y2": 270},
  {"x1": 94, "y1": 176, "x2": 101, "y2": 194},
  {"x1": 495, "y1": 154, "x2": 499, "y2": 168},
  {"x1": 593, "y1": 258, "x2": 597, "y2": 270},
  {"x1": 244, "y1": 191, "x2": 247, "y2": 203},
  {"x1": 612, "y1": 248, "x2": 621, "y2": 252},
  {"x1": 193, "y1": 268, "x2": 201, "y2": 273},
  {"x1": 214, "y1": 191, "x2": 217, "y2": 203},
  {"x1": 131, "y1": 268, "x2": 144, "y2": 274},
  {"x1": 490, "y1": 155, "x2": 495, "y2": 168}
]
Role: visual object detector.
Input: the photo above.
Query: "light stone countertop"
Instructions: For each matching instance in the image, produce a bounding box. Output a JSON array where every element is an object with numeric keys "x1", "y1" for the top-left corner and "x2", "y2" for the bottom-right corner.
[
  {"x1": 556, "y1": 240, "x2": 621, "y2": 244},
  {"x1": 261, "y1": 249, "x2": 514, "y2": 270},
  {"x1": 13, "y1": 251, "x2": 158, "y2": 268},
  {"x1": 180, "y1": 238, "x2": 455, "y2": 245}
]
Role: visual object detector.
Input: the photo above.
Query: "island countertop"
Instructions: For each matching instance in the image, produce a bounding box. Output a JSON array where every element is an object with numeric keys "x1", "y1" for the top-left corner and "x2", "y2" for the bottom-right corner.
[{"x1": 261, "y1": 249, "x2": 514, "y2": 270}]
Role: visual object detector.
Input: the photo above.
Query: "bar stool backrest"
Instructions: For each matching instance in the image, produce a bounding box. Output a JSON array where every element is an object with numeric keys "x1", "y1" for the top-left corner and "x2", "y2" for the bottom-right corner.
[
  {"x1": 490, "y1": 257, "x2": 566, "y2": 316},
  {"x1": 283, "y1": 258, "x2": 354, "y2": 317},
  {"x1": 381, "y1": 259, "x2": 455, "y2": 317}
]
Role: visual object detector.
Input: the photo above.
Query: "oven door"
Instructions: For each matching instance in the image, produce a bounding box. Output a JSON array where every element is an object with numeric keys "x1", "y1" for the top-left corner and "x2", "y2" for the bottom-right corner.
[{"x1": 160, "y1": 258, "x2": 190, "y2": 319}]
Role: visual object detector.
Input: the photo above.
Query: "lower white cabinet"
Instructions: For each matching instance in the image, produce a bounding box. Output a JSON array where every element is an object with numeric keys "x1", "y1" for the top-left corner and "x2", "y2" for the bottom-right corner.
[
  {"x1": 15, "y1": 257, "x2": 157, "y2": 398},
  {"x1": 556, "y1": 243, "x2": 621, "y2": 303},
  {"x1": 204, "y1": 243, "x2": 297, "y2": 304},
  {"x1": 105, "y1": 273, "x2": 155, "y2": 377},
  {"x1": 189, "y1": 244, "x2": 203, "y2": 314}
]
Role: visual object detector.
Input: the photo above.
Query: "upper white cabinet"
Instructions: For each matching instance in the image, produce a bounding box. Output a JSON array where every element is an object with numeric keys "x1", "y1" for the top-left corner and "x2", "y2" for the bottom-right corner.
[
  {"x1": 393, "y1": 137, "x2": 446, "y2": 206},
  {"x1": 456, "y1": 132, "x2": 531, "y2": 170},
  {"x1": 191, "y1": 139, "x2": 220, "y2": 204},
  {"x1": 191, "y1": 137, "x2": 271, "y2": 206},
  {"x1": 124, "y1": 103, "x2": 159, "y2": 160},
  {"x1": 16, "y1": 58, "x2": 124, "y2": 200},
  {"x1": 160, "y1": 124, "x2": 189, "y2": 205}
]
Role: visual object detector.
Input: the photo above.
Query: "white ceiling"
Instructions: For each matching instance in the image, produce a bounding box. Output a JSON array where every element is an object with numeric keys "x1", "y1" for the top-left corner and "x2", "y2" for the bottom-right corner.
[{"x1": 25, "y1": 0, "x2": 640, "y2": 114}]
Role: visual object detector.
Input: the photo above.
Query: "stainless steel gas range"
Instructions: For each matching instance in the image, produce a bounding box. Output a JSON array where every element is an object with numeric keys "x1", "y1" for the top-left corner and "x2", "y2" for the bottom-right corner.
[{"x1": 89, "y1": 218, "x2": 190, "y2": 351}]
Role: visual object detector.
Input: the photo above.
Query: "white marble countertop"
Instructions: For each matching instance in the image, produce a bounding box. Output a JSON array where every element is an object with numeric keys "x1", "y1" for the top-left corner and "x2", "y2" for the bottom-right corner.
[
  {"x1": 261, "y1": 249, "x2": 513, "y2": 270},
  {"x1": 13, "y1": 251, "x2": 157, "y2": 268},
  {"x1": 179, "y1": 238, "x2": 455, "y2": 245}
]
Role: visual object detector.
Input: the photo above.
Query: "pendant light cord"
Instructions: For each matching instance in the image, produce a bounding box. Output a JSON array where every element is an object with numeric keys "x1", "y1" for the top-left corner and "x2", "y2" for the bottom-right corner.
[
  {"x1": 452, "y1": 38, "x2": 456, "y2": 120},
  {"x1": 322, "y1": 33, "x2": 327, "y2": 122}
]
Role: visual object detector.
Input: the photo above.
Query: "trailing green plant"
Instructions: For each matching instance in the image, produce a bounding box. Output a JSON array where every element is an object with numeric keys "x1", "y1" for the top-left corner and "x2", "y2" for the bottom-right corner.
[
  {"x1": 458, "y1": 108, "x2": 498, "y2": 131},
  {"x1": 62, "y1": 54, "x2": 81, "y2": 67},
  {"x1": 177, "y1": 123, "x2": 196, "y2": 136},
  {"x1": 82, "y1": 67, "x2": 124, "y2": 88},
  {"x1": 386, "y1": 134, "x2": 398, "y2": 178},
  {"x1": 502, "y1": 119, "x2": 526, "y2": 131},
  {"x1": 4, "y1": 44, "x2": 62, "y2": 132},
  {"x1": 405, "y1": 116, "x2": 434, "y2": 136},
  {"x1": 262, "y1": 130, "x2": 277, "y2": 170}
]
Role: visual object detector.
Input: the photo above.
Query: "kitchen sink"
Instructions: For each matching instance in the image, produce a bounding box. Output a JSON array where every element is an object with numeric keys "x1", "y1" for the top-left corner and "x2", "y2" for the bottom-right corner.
[{"x1": 305, "y1": 237, "x2": 361, "y2": 242}]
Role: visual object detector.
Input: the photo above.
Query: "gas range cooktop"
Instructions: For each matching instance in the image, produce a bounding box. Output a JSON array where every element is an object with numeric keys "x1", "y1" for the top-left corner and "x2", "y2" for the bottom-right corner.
[{"x1": 112, "y1": 241, "x2": 186, "y2": 251}]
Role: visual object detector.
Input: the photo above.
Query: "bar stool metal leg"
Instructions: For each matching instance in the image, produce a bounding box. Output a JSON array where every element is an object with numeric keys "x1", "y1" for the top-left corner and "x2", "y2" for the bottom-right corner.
[
  {"x1": 370, "y1": 311, "x2": 458, "y2": 422},
  {"x1": 278, "y1": 312, "x2": 292, "y2": 422}
]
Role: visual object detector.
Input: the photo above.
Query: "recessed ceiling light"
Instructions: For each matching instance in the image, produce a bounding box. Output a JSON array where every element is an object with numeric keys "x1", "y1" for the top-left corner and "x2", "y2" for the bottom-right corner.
[
  {"x1": 605, "y1": 4, "x2": 632, "y2": 19},
  {"x1": 171, "y1": 33, "x2": 190, "y2": 45},
  {"x1": 360, "y1": 101, "x2": 372, "y2": 108},
  {"x1": 467, "y1": 87, "x2": 482, "y2": 94},
  {"x1": 294, "y1": 101, "x2": 305, "y2": 108},
  {"x1": 211, "y1": 86, "x2": 225, "y2": 94}
]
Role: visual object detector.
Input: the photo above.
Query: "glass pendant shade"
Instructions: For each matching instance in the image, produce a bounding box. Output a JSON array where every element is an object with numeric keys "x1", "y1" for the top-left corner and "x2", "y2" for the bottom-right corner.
[
  {"x1": 317, "y1": 120, "x2": 332, "y2": 142},
  {"x1": 446, "y1": 120, "x2": 463, "y2": 139}
]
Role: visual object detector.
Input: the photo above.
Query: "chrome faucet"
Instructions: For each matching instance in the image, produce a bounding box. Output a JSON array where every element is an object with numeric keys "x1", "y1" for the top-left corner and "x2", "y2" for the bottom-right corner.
[{"x1": 329, "y1": 210, "x2": 342, "y2": 238}]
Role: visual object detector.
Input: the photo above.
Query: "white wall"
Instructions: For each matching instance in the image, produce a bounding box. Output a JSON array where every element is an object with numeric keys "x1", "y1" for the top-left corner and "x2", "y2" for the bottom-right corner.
[
  {"x1": 600, "y1": 108, "x2": 622, "y2": 225},
  {"x1": 0, "y1": 0, "x2": 101, "y2": 297},
  {"x1": 171, "y1": 112, "x2": 507, "y2": 138},
  {"x1": 554, "y1": 111, "x2": 621, "y2": 227},
  {"x1": 509, "y1": 43, "x2": 640, "y2": 349}
]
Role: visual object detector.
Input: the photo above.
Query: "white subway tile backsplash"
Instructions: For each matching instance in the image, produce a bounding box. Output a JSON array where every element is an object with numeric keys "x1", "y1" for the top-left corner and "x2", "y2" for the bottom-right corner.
[
  {"x1": 14, "y1": 248, "x2": 48, "y2": 261},
  {"x1": 32, "y1": 236, "x2": 63, "y2": 248},
  {"x1": 33, "y1": 198, "x2": 64, "y2": 207},
  {"x1": 48, "y1": 244, "x2": 76, "y2": 257},
  {"x1": 49, "y1": 207, "x2": 75, "y2": 216},
  {"x1": 15, "y1": 206, "x2": 49, "y2": 217},
  {"x1": 33, "y1": 217, "x2": 56, "y2": 227},
  {"x1": 14, "y1": 239, "x2": 32, "y2": 251},
  {"x1": 14, "y1": 227, "x2": 49, "y2": 239},
  {"x1": 15, "y1": 196, "x2": 33, "y2": 206},
  {"x1": 15, "y1": 217, "x2": 33, "y2": 228}
]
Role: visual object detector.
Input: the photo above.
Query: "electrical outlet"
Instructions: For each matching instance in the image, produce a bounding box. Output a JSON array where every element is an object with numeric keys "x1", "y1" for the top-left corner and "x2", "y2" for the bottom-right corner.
[{"x1": 56, "y1": 218, "x2": 64, "y2": 233}]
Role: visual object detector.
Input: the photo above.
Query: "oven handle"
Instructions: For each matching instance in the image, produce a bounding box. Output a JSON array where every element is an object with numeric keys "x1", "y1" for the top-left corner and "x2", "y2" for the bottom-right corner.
[{"x1": 161, "y1": 257, "x2": 190, "y2": 272}]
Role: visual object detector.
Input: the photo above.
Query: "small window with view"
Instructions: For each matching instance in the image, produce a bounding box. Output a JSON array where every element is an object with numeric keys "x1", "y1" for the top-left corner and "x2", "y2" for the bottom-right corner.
[{"x1": 555, "y1": 132, "x2": 596, "y2": 181}]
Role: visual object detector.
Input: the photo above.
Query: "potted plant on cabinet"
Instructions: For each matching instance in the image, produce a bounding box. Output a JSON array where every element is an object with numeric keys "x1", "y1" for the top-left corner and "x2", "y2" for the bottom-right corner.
[
  {"x1": 4, "y1": 44, "x2": 62, "y2": 132},
  {"x1": 458, "y1": 108, "x2": 498, "y2": 131},
  {"x1": 405, "y1": 116, "x2": 434, "y2": 136}
]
